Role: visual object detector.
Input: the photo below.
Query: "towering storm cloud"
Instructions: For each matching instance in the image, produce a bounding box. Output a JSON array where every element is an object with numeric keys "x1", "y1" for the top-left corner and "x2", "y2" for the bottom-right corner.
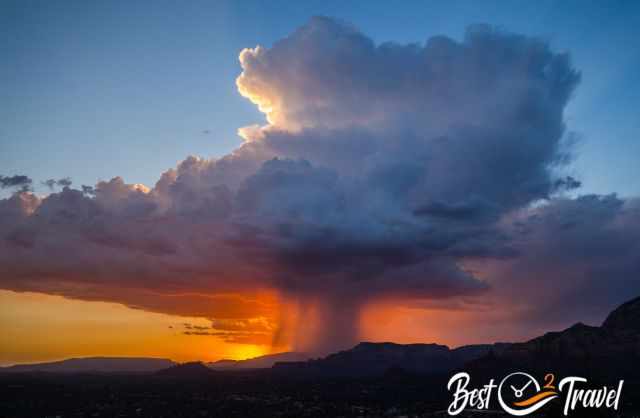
[{"x1": 1, "y1": 17, "x2": 637, "y2": 352}]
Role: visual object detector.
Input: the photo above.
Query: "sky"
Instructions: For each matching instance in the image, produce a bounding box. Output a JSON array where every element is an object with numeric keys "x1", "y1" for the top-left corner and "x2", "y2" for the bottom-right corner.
[
  {"x1": 2, "y1": 0, "x2": 640, "y2": 197},
  {"x1": 1, "y1": 1, "x2": 640, "y2": 366}
]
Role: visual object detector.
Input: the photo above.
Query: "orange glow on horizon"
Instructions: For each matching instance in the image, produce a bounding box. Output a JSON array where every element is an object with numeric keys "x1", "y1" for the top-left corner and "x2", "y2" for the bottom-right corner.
[
  {"x1": 359, "y1": 298, "x2": 541, "y2": 349},
  {"x1": 0, "y1": 290, "x2": 282, "y2": 366},
  {"x1": 228, "y1": 344, "x2": 269, "y2": 361},
  {"x1": 0, "y1": 290, "x2": 541, "y2": 367}
]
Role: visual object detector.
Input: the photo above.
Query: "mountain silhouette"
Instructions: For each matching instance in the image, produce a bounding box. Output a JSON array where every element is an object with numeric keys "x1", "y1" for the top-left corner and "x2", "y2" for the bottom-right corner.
[
  {"x1": 467, "y1": 296, "x2": 640, "y2": 380},
  {"x1": 154, "y1": 361, "x2": 216, "y2": 378},
  {"x1": 0, "y1": 357, "x2": 175, "y2": 373},
  {"x1": 274, "y1": 296, "x2": 640, "y2": 378},
  {"x1": 207, "y1": 351, "x2": 309, "y2": 370},
  {"x1": 602, "y1": 295, "x2": 640, "y2": 333},
  {"x1": 272, "y1": 342, "x2": 510, "y2": 377}
]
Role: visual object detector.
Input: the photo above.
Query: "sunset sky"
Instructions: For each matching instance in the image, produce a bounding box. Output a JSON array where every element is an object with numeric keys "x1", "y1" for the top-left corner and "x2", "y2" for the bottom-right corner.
[{"x1": 2, "y1": 1, "x2": 640, "y2": 366}]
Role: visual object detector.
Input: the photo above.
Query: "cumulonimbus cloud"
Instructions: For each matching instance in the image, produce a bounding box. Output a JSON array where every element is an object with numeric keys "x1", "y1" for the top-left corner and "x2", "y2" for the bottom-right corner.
[{"x1": 1, "y1": 17, "x2": 638, "y2": 352}]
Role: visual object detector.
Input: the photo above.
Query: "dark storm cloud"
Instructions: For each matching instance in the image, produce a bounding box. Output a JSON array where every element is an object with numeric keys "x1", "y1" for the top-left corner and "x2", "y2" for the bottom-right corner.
[
  {"x1": 0, "y1": 17, "x2": 635, "y2": 351},
  {"x1": 484, "y1": 194, "x2": 640, "y2": 330},
  {"x1": 0, "y1": 175, "x2": 32, "y2": 192},
  {"x1": 42, "y1": 177, "x2": 73, "y2": 190},
  {"x1": 77, "y1": 185, "x2": 96, "y2": 198}
]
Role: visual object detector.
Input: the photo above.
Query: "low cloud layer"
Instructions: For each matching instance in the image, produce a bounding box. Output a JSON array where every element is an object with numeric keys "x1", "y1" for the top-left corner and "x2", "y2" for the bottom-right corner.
[
  {"x1": 181, "y1": 318, "x2": 274, "y2": 345},
  {"x1": 1, "y1": 17, "x2": 638, "y2": 352}
]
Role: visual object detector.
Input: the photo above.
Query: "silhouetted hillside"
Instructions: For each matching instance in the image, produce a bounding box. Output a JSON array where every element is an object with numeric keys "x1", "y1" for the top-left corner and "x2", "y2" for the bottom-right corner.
[
  {"x1": 603, "y1": 295, "x2": 640, "y2": 332},
  {"x1": 207, "y1": 352, "x2": 309, "y2": 370},
  {"x1": 273, "y1": 341, "x2": 509, "y2": 377},
  {"x1": 468, "y1": 296, "x2": 640, "y2": 381},
  {"x1": 155, "y1": 362, "x2": 216, "y2": 379},
  {"x1": 0, "y1": 357, "x2": 175, "y2": 373}
]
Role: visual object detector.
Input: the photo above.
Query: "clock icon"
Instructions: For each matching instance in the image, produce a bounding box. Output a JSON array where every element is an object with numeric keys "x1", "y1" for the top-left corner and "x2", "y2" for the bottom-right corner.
[
  {"x1": 497, "y1": 372, "x2": 557, "y2": 416},
  {"x1": 506, "y1": 373, "x2": 537, "y2": 399}
]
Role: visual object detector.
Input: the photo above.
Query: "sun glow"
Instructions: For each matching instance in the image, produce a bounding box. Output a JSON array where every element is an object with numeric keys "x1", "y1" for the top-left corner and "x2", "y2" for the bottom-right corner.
[
  {"x1": 0, "y1": 290, "x2": 276, "y2": 366},
  {"x1": 229, "y1": 344, "x2": 269, "y2": 360}
]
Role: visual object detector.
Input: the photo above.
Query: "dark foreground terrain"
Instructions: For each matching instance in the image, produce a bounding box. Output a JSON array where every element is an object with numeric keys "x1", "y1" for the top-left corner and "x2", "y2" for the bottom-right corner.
[
  {"x1": 1, "y1": 369, "x2": 638, "y2": 418},
  {"x1": 0, "y1": 369, "x2": 443, "y2": 418},
  {"x1": 2, "y1": 296, "x2": 639, "y2": 418}
]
